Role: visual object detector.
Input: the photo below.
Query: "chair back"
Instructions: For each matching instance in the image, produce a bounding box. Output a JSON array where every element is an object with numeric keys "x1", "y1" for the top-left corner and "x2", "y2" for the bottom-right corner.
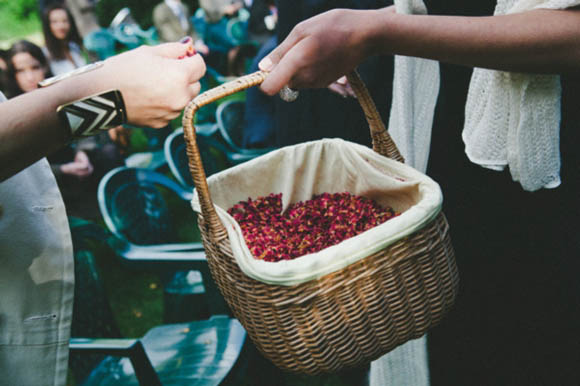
[
  {"x1": 165, "y1": 129, "x2": 230, "y2": 189},
  {"x1": 98, "y1": 167, "x2": 196, "y2": 246},
  {"x1": 216, "y1": 100, "x2": 245, "y2": 152},
  {"x1": 226, "y1": 18, "x2": 248, "y2": 45},
  {"x1": 214, "y1": 100, "x2": 276, "y2": 164},
  {"x1": 81, "y1": 316, "x2": 247, "y2": 386},
  {"x1": 83, "y1": 28, "x2": 116, "y2": 60}
]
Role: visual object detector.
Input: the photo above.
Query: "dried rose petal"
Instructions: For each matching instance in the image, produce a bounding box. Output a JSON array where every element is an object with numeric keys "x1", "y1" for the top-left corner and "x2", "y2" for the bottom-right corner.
[{"x1": 227, "y1": 192, "x2": 399, "y2": 262}]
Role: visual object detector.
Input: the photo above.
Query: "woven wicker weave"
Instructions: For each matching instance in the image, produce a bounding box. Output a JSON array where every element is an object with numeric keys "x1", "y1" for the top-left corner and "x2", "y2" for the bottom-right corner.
[{"x1": 182, "y1": 70, "x2": 459, "y2": 374}]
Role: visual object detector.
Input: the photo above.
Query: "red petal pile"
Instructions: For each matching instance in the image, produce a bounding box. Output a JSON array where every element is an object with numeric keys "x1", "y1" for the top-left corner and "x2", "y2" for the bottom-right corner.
[{"x1": 227, "y1": 192, "x2": 399, "y2": 262}]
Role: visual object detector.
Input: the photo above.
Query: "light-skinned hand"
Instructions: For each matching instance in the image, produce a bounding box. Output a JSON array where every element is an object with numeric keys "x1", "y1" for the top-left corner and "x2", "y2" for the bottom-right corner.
[
  {"x1": 99, "y1": 41, "x2": 206, "y2": 128},
  {"x1": 60, "y1": 150, "x2": 93, "y2": 178}
]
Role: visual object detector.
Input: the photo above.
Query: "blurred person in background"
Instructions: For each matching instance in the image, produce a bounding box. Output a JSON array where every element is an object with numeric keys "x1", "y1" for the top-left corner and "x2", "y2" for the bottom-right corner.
[
  {"x1": 3, "y1": 41, "x2": 52, "y2": 100},
  {"x1": 42, "y1": 3, "x2": 131, "y2": 217},
  {"x1": 247, "y1": 0, "x2": 277, "y2": 45},
  {"x1": 153, "y1": 0, "x2": 210, "y2": 54},
  {"x1": 200, "y1": 0, "x2": 244, "y2": 23},
  {"x1": 4, "y1": 40, "x2": 124, "y2": 220},
  {"x1": 259, "y1": 2, "x2": 580, "y2": 385},
  {"x1": 41, "y1": 3, "x2": 86, "y2": 76},
  {"x1": 0, "y1": 40, "x2": 205, "y2": 386},
  {"x1": 199, "y1": 0, "x2": 252, "y2": 75},
  {"x1": 37, "y1": 0, "x2": 61, "y2": 12},
  {"x1": 271, "y1": 0, "x2": 393, "y2": 148}
]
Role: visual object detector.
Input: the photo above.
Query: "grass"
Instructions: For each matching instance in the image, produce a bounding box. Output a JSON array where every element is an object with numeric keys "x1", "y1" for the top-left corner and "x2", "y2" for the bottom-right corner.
[{"x1": 97, "y1": 243, "x2": 164, "y2": 337}]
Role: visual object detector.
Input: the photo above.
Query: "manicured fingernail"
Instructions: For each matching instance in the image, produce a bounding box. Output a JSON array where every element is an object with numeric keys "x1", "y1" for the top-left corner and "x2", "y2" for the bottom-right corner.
[
  {"x1": 337, "y1": 76, "x2": 347, "y2": 85},
  {"x1": 178, "y1": 55, "x2": 185, "y2": 59},
  {"x1": 180, "y1": 36, "x2": 192, "y2": 44},
  {"x1": 259, "y1": 57, "x2": 273, "y2": 71},
  {"x1": 186, "y1": 45, "x2": 196, "y2": 57}
]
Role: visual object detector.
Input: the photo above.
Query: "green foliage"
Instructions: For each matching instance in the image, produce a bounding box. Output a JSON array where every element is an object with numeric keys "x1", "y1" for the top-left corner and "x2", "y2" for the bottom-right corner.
[
  {"x1": 0, "y1": 0, "x2": 41, "y2": 43},
  {"x1": 0, "y1": 0, "x2": 38, "y2": 19}
]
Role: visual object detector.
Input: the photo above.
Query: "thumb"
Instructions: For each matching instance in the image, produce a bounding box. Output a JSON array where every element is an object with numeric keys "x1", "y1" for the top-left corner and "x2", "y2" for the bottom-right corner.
[{"x1": 150, "y1": 41, "x2": 193, "y2": 59}]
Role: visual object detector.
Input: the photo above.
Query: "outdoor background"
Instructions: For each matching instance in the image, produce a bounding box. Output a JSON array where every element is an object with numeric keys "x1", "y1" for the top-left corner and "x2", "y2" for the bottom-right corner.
[
  {"x1": 0, "y1": 0, "x2": 204, "y2": 348},
  {"x1": 0, "y1": 0, "x2": 201, "y2": 47}
]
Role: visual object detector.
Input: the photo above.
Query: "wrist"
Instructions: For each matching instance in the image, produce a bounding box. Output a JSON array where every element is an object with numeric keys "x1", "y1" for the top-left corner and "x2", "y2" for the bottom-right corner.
[
  {"x1": 57, "y1": 89, "x2": 127, "y2": 139},
  {"x1": 50, "y1": 61, "x2": 112, "y2": 104},
  {"x1": 363, "y1": 7, "x2": 400, "y2": 57},
  {"x1": 49, "y1": 63, "x2": 127, "y2": 140}
]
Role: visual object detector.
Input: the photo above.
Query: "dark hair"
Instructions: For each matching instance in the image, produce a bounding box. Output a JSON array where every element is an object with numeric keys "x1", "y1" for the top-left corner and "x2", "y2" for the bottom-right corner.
[
  {"x1": 4, "y1": 40, "x2": 52, "y2": 98},
  {"x1": 0, "y1": 49, "x2": 8, "y2": 95},
  {"x1": 42, "y1": 3, "x2": 83, "y2": 61},
  {"x1": 0, "y1": 49, "x2": 7, "y2": 66}
]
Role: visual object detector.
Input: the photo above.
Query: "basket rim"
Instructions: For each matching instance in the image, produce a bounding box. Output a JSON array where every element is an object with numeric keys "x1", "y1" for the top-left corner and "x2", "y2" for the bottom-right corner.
[{"x1": 191, "y1": 138, "x2": 443, "y2": 286}]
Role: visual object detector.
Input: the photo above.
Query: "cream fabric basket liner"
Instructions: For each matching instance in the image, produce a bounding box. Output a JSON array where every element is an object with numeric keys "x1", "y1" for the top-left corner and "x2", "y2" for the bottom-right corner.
[{"x1": 191, "y1": 138, "x2": 442, "y2": 286}]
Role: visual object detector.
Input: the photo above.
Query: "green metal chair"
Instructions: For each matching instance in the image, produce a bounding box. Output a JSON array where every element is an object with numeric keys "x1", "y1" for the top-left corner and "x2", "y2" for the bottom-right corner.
[
  {"x1": 68, "y1": 218, "x2": 247, "y2": 386},
  {"x1": 97, "y1": 167, "x2": 230, "y2": 321},
  {"x1": 84, "y1": 8, "x2": 158, "y2": 61},
  {"x1": 109, "y1": 7, "x2": 159, "y2": 49},
  {"x1": 215, "y1": 100, "x2": 276, "y2": 164},
  {"x1": 71, "y1": 316, "x2": 246, "y2": 386},
  {"x1": 83, "y1": 28, "x2": 117, "y2": 60},
  {"x1": 164, "y1": 128, "x2": 228, "y2": 189},
  {"x1": 97, "y1": 166, "x2": 199, "y2": 249}
]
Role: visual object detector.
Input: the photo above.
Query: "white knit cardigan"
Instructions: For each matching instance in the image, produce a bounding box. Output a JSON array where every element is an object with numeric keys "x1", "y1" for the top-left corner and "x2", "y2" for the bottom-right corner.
[{"x1": 388, "y1": 0, "x2": 580, "y2": 191}]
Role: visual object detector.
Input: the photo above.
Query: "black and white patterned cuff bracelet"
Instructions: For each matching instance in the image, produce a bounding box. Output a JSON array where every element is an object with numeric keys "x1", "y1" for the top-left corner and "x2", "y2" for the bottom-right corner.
[{"x1": 57, "y1": 89, "x2": 127, "y2": 139}]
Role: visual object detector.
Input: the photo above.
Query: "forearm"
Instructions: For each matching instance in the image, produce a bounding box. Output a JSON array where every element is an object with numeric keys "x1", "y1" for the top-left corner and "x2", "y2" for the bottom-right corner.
[
  {"x1": 0, "y1": 69, "x2": 108, "y2": 181},
  {"x1": 0, "y1": 42, "x2": 205, "y2": 181},
  {"x1": 368, "y1": 7, "x2": 580, "y2": 74}
]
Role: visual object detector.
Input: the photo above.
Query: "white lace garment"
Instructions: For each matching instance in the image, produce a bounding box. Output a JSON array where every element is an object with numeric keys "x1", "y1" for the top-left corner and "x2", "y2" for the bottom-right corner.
[{"x1": 389, "y1": 0, "x2": 580, "y2": 191}]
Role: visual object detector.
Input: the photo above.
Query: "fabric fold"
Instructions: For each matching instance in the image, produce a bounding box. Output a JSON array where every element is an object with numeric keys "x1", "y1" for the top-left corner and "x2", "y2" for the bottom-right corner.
[
  {"x1": 387, "y1": 0, "x2": 440, "y2": 173},
  {"x1": 463, "y1": 0, "x2": 580, "y2": 191}
]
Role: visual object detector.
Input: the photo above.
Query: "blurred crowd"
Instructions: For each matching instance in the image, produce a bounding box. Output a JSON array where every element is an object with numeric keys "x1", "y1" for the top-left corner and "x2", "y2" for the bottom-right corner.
[
  {"x1": 4, "y1": 1, "x2": 579, "y2": 385},
  {"x1": 0, "y1": 0, "x2": 279, "y2": 220},
  {"x1": 0, "y1": 0, "x2": 390, "y2": 223}
]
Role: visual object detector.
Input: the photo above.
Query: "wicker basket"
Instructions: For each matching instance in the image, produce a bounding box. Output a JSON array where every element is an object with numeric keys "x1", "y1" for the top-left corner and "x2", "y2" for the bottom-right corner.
[{"x1": 182, "y1": 70, "x2": 459, "y2": 374}]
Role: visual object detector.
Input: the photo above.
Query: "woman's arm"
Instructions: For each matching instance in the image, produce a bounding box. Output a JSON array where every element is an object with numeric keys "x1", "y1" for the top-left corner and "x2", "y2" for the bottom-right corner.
[
  {"x1": 260, "y1": 6, "x2": 580, "y2": 94},
  {"x1": 0, "y1": 41, "x2": 205, "y2": 181}
]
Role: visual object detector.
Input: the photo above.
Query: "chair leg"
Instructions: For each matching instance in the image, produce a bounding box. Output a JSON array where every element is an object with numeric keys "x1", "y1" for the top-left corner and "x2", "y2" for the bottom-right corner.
[
  {"x1": 199, "y1": 265, "x2": 232, "y2": 316},
  {"x1": 129, "y1": 341, "x2": 163, "y2": 386},
  {"x1": 70, "y1": 338, "x2": 162, "y2": 386}
]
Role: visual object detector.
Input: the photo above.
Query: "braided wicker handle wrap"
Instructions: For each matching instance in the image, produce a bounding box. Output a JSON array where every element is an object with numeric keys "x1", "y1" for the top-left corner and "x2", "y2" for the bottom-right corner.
[
  {"x1": 182, "y1": 70, "x2": 404, "y2": 237},
  {"x1": 345, "y1": 72, "x2": 404, "y2": 162}
]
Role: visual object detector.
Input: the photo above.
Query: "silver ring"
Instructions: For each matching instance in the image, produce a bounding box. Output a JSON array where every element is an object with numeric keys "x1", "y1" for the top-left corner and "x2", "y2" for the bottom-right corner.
[{"x1": 279, "y1": 85, "x2": 299, "y2": 102}]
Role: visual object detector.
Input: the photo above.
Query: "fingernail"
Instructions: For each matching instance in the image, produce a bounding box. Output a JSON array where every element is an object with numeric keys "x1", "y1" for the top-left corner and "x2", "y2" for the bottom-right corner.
[
  {"x1": 178, "y1": 55, "x2": 185, "y2": 59},
  {"x1": 259, "y1": 57, "x2": 273, "y2": 72},
  {"x1": 186, "y1": 45, "x2": 196, "y2": 57},
  {"x1": 337, "y1": 76, "x2": 347, "y2": 85},
  {"x1": 180, "y1": 36, "x2": 192, "y2": 44}
]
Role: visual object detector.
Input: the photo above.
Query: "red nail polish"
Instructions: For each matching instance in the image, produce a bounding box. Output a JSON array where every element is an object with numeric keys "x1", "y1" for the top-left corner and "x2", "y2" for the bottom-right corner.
[
  {"x1": 186, "y1": 46, "x2": 196, "y2": 57},
  {"x1": 178, "y1": 55, "x2": 185, "y2": 60}
]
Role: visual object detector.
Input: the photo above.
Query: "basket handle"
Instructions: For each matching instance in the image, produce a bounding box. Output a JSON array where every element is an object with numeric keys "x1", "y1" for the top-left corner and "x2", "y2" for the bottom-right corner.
[{"x1": 182, "y1": 70, "x2": 404, "y2": 238}]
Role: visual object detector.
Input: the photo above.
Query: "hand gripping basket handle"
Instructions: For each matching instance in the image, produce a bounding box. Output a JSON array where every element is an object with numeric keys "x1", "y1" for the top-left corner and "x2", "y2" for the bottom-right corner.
[{"x1": 182, "y1": 70, "x2": 404, "y2": 238}]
